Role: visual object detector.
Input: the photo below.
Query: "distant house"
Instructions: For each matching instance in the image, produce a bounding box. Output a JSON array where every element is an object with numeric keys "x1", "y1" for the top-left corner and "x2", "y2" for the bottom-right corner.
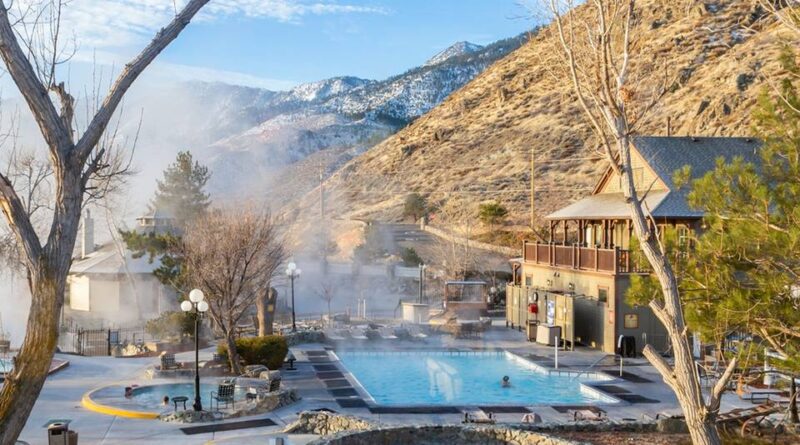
[
  {"x1": 507, "y1": 137, "x2": 761, "y2": 354},
  {"x1": 66, "y1": 209, "x2": 177, "y2": 325}
]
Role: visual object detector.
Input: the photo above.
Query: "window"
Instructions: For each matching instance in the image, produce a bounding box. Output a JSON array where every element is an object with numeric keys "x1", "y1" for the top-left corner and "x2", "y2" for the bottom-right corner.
[
  {"x1": 598, "y1": 286, "x2": 609, "y2": 303},
  {"x1": 525, "y1": 275, "x2": 532, "y2": 287}
]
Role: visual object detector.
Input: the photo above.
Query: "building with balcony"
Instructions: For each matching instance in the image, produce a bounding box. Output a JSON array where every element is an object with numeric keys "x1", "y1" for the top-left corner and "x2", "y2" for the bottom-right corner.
[{"x1": 507, "y1": 136, "x2": 761, "y2": 354}]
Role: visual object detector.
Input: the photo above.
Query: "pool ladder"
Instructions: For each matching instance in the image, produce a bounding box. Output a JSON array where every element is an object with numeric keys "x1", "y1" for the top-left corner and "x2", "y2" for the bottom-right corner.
[{"x1": 569, "y1": 354, "x2": 616, "y2": 380}]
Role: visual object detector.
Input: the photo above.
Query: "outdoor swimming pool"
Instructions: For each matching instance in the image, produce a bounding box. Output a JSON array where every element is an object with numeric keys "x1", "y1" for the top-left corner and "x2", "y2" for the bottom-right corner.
[{"x1": 336, "y1": 350, "x2": 616, "y2": 406}]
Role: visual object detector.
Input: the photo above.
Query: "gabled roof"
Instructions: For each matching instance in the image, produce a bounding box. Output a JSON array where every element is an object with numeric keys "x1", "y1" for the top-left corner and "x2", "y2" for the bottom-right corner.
[
  {"x1": 547, "y1": 136, "x2": 762, "y2": 220},
  {"x1": 70, "y1": 244, "x2": 163, "y2": 275}
]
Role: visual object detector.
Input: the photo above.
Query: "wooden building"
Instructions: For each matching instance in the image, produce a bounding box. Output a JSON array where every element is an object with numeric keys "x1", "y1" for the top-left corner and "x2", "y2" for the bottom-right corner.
[{"x1": 507, "y1": 136, "x2": 761, "y2": 354}]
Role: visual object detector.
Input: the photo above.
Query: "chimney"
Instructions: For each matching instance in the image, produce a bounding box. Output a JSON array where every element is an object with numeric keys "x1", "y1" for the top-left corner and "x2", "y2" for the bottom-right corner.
[{"x1": 81, "y1": 210, "x2": 94, "y2": 258}]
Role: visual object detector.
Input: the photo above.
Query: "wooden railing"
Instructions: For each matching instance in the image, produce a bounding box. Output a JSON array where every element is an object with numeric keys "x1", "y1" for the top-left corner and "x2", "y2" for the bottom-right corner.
[{"x1": 522, "y1": 241, "x2": 650, "y2": 274}]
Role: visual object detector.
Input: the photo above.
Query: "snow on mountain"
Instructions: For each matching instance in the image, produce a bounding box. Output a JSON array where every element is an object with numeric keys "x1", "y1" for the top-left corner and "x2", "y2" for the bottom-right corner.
[
  {"x1": 280, "y1": 76, "x2": 373, "y2": 103},
  {"x1": 202, "y1": 32, "x2": 530, "y2": 198},
  {"x1": 424, "y1": 41, "x2": 484, "y2": 66}
]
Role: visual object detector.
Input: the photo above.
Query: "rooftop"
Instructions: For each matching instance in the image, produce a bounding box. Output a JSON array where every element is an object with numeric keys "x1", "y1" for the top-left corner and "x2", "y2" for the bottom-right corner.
[{"x1": 547, "y1": 136, "x2": 762, "y2": 220}]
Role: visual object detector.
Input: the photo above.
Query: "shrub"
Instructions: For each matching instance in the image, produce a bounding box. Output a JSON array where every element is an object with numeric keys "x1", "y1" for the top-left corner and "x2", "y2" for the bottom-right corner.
[
  {"x1": 217, "y1": 335, "x2": 288, "y2": 370},
  {"x1": 145, "y1": 311, "x2": 195, "y2": 340},
  {"x1": 400, "y1": 247, "x2": 423, "y2": 267}
]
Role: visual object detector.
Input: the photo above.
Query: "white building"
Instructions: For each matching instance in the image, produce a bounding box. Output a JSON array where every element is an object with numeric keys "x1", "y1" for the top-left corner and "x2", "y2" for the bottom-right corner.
[{"x1": 66, "y1": 210, "x2": 177, "y2": 324}]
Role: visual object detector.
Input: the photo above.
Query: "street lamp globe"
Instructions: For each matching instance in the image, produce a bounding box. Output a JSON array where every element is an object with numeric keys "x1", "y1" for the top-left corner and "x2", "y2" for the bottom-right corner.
[
  {"x1": 180, "y1": 300, "x2": 192, "y2": 312},
  {"x1": 295, "y1": 268, "x2": 302, "y2": 277},
  {"x1": 287, "y1": 261, "x2": 297, "y2": 271},
  {"x1": 189, "y1": 288, "x2": 205, "y2": 303},
  {"x1": 197, "y1": 300, "x2": 209, "y2": 313}
]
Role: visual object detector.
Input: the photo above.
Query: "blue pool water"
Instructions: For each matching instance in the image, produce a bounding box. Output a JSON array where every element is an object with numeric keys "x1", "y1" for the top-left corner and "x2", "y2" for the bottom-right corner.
[
  {"x1": 91, "y1": 382, "x2": 248, "y2": 412},
  {"x1": 337, "y1": 350, "x2": 614, "y2": 406}
]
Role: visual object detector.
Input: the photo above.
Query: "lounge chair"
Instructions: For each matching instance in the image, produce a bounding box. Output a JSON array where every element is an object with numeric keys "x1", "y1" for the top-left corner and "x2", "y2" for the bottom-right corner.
[
  {"x1": 737, "y1": 385, "x2": 786, "y2": 403},
  {"x1": 160, "y1": 352, "x2": 180, "y2": 370},
  {"x1": 407, "y1": 325, "x2": 428, "y2": 340},
  {"x1": 463, "y1": 410, "x2": 495, "y2": 424},
  {"x1": 570, "y1": 408, "x2": 605, "y2": 421},
  {"x1": 324, "y1": 329, "x2": 346, "y2": 341},
  {"x1": 349, "y1": 327, "x2": 368, "y2": 340},
  {"x1": 210, "y1": 380, "x2": 236, "y2": 411},
  {"x1": 378, "y1": 327, "x2": 398, "y2": 340}
]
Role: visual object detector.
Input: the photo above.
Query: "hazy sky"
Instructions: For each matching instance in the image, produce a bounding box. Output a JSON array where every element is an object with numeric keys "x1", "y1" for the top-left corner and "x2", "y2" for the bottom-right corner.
[{"x1": 30, "y1": 0, "x2": 535, "y2": 91}]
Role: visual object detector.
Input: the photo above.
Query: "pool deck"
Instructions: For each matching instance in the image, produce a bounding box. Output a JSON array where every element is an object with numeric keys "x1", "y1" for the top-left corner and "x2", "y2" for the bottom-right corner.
[{"x1": 12, "y1": 322, "x2": 757, "y2": 444}]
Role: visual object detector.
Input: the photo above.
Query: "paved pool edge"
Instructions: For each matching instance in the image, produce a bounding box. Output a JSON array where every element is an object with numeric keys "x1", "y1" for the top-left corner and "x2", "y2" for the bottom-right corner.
[{"x1": 82, "y1": 386, "x2": 161, "y2": 420}]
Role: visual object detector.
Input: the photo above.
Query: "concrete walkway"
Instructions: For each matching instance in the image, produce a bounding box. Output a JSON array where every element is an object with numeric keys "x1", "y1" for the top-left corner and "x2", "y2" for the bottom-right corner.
[{"x1": 12, "y1": 326, "x2": 757, "y2": 444}]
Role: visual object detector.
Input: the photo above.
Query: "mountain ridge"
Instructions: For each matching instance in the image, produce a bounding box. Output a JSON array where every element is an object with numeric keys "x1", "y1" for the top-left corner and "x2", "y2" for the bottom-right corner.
[{"x1": 291, "y1": 0, "x2": 784, "y2": 234}]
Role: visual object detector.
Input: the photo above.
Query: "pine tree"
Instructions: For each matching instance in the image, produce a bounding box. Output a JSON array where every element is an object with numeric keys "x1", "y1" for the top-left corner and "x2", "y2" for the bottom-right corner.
[{"x1": 152, "y1": 151, "x2": 210, "y2": 226}]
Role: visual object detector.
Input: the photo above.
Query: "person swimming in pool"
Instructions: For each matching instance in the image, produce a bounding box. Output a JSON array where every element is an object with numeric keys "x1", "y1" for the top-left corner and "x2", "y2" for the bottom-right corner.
[
  {"x1": 162, "y1": 396, "x2": 170, "y2": 406},
  {"x1": 124, "y1": 386, "x2": 133, "y2": 398},
  {"x1": 501, "y1": 376, "x2": 511, "y2": 387}
]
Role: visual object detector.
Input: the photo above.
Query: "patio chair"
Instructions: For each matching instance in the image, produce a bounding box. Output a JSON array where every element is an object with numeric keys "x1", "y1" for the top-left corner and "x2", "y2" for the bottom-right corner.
[
  {"x1": 378, "y1": 327, "x2": 398, "y2": 340},
  {"x1": 160, "y1": 352, "x2": 180, "y2": 370},
  {"x1": 210, "y1": 381, "x2": 236, "y2": 411}
]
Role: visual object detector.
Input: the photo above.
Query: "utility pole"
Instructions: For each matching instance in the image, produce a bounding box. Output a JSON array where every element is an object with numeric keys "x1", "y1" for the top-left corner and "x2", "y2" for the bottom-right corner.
[
  {"x1": 530, "y1": 147, "x2": 535, "y2": 231},
  {"x1": 319, "y1": 163, "x2": 325, "y2": 220}
]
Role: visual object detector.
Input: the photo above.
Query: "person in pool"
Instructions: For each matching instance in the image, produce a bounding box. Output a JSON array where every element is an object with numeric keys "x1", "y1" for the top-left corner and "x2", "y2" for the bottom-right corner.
[
  {"x1": 124, "y1": 387, "x2": 133, "y2": 398},
  {"x1": 162, "y1": 396, "x2": 170, "y2": 406},
  {"x1": 501, "y1": 376, "x2": 511, "y2": 387}
]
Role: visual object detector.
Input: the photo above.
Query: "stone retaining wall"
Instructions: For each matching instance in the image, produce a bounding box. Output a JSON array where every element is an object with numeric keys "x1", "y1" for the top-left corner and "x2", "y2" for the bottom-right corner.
[
  {"x1": 227, "y1": 389, "x2": 299, "y2": 419},
  {"x1": 309, "y1": 425, "x2": 586, "y2": 445},
  {"x1": 282, "y1": 411, "x2": 374, "y2": 435},
  {"x1": 285, "y1": 330, "x2": 326, "y2": 346}
]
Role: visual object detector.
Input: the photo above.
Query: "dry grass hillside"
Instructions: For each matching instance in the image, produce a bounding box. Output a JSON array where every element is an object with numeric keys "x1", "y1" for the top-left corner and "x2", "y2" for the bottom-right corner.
[{"x1": 288, "y1": 0, "x2": 791, "y2": 238}]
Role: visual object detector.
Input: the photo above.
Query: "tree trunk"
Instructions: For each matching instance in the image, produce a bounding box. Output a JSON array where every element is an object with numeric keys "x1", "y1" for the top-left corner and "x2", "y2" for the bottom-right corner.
[
  {"x1": 0, "y1": 172, "x2": 81, "y2": 445},
  {"x1": 0, "y1": 272, "x2": 62, "y2": 445},
  {"x1": 225, "y1": 333, "x2": 241, "y2": 375},
  {"x1": 617, "y1": 134, "x2": 723, "y2": 444}
]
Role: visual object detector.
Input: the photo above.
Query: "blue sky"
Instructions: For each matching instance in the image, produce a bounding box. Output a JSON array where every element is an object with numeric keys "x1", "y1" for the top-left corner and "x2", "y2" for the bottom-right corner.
[{"x1": 47, "y1": 0, "x2": 537, "y2": 91}]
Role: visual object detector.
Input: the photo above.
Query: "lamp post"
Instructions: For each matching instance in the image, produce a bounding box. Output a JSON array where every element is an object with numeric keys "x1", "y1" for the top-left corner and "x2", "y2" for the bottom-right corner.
[
  {"x1": 181, "y1": 289, "x2": 209, "y2": 412},
  {"x1": 285, "y1": 262, "x2": 301, "y2": 332}
]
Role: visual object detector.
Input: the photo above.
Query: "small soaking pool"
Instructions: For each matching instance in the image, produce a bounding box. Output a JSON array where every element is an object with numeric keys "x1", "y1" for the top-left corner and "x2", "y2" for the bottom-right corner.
[
  {"x1": 84, "y1": 381, "x2": 249, "y2": 418},
  {"x1": 336, "y1": 350, "x2": 617, "y2": 406}
]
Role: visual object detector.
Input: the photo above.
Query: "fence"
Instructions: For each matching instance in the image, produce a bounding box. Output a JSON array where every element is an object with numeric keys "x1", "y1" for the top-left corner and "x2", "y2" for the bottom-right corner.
[{"x1": 57, "y1": 323, "x2": 153, "y2": 356}]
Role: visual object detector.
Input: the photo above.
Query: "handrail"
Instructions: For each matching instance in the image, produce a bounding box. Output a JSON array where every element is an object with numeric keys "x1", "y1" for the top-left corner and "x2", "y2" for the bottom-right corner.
[{"x1": 570, "y1": 354, "x2": 615, "y2": 380}]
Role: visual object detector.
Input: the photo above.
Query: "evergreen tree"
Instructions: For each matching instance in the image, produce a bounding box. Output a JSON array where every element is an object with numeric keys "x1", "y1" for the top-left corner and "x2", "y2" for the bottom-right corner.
[
  {"x1": 478, "y1": 201, "x2": 508, "y2": 232},
  {"x1": 628, "y1": 47, "x2": 800, "y2": 389},
  {"x1": 402, "y1": 193, "x2": 427, "y2": 222},
  {"x1": 152, "y1": 151, "x2": 210, "y2": 226},
  {"x1": 121, "y1": 151, "x2": 212, "y2": 293}
]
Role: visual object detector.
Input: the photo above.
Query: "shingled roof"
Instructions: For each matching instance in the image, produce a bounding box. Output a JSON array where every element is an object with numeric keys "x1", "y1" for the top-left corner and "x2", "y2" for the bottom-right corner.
[{"x1": 547, "y1": 136, "x2": 762, "y2": 220}]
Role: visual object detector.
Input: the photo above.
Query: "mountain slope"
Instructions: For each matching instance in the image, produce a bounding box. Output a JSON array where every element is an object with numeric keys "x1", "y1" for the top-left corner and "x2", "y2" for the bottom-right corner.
[
  {"x1": 203, "y1": 33, "x2": 531, "y2": 198},
  {"x1": 301, "y1": 0, "x2": 785, "y2": 228}
]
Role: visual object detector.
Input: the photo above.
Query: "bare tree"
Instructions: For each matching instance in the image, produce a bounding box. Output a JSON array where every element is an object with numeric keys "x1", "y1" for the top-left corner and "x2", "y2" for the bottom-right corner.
[
  {"x1": 760, "y1": 0, "x2": 800, "y2": 39},
  {"x1": 429, "y1": 196, "x2": 480, "y2": 281},
  {"x1": 317, "y1": 279, "x2": 336, "y2": 324},
  {"x1": 181, "y1": 208, "x2": 286, "y2": 374},
  {"x1": 538, "y1": 1, "x2": 737, "y2": 444},
  {"x1": 0, "y1": 1, "x2": 210, "y2": 442}
]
